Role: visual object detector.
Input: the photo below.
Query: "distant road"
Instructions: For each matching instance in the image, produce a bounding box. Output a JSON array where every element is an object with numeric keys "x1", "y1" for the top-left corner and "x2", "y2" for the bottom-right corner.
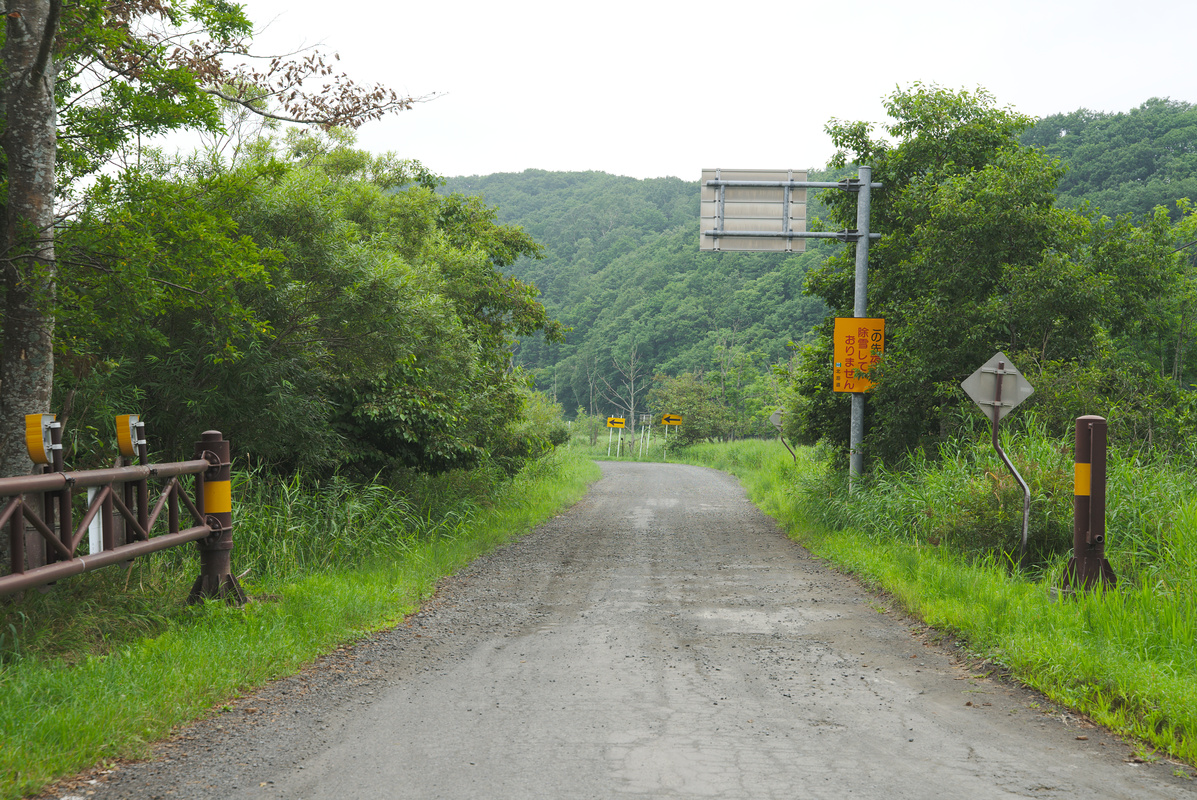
[{"x1": 73, "y1": 462, "x2": 1194, "y2": 799}]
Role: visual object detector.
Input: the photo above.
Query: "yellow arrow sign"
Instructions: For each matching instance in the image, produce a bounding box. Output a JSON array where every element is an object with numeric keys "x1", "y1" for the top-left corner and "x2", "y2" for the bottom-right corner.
[
  {"x1": 607, "y1": 417, "x2": 626, "y2": 428},
  {"x1": 661, "y1": 414, "x2": 682, "y2": 425}
]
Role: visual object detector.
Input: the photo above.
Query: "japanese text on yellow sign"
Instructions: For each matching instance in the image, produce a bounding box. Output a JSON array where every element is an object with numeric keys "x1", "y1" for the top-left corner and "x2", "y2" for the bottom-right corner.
[{"x1": 833, "y1": 318, "x2": 884, "y2": 393}]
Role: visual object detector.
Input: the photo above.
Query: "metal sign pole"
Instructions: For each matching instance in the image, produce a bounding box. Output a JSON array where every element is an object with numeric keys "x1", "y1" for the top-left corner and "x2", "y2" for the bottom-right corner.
[
  {"x1": 699, "y1": 168, "x2": 882, "y2": 488},
  {"x1": 990, "y1": 362, "x2": 1031, "y2": 561},
  {"x1": 849, "y1": 165, "x2": 872, "y2": 490},
  {"x1": 962, "y1": 353, "x2": 1036, "y2": 563}
]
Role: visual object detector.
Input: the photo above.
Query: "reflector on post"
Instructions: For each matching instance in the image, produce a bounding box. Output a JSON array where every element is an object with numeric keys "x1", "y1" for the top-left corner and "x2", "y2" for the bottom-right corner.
[
  {"x1": 25, "y1": 414, "x2": 56, "y2": 465},
  {"x1": 116, "y1": 414, "x2": 142, "y2": 458}
]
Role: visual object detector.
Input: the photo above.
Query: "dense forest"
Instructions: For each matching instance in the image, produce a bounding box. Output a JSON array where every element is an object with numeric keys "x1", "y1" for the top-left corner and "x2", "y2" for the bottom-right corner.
[
  {"x1": 447, "y1": 91, "x2": 1197, "y2": 456},
  {"x1": 1021, "y1": 98, "x2": 1197, "y2": 220},
  {"x1": 794, "y1": 86, "x2": 1197, "y2": 463}
]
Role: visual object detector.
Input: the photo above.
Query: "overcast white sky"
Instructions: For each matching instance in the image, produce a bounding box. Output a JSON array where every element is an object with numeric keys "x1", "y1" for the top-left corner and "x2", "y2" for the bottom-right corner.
[{"x1": 222, "y1": 0, "x2": 1196, "y2": 181}]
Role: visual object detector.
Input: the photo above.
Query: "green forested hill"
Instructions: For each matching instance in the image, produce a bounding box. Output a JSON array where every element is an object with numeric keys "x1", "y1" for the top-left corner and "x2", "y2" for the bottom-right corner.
[
  {"x1": 443, "y1": 171, "x2": 833, "y2": 417},
  {"x1": 1021, "y1": 97, "x2": 1197, "y2": 219},
  {"x1": 445, "y1": 98, "x2": 1196, "y2": 424}
]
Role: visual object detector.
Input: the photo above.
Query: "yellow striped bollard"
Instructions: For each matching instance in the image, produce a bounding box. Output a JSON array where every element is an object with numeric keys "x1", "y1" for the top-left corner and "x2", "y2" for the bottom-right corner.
[{"x1": 188, "y1": 430, "x2": 246, "y2": 603}]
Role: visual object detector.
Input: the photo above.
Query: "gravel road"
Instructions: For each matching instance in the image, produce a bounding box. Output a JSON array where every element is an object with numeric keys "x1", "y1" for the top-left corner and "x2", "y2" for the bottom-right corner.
[{"x1": 49, "y1": 461, "x2": 1195, "y2": 799}]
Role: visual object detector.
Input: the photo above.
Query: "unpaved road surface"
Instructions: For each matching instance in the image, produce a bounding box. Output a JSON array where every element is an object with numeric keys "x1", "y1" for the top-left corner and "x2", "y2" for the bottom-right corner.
[{"x1": 53, "y1": 462, "x2": 1194, "y2": 799}]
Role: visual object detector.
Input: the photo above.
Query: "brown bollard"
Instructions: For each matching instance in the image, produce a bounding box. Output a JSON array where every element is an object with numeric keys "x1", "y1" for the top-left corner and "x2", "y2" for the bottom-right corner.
[
  {"x1": 188, "y1": 430, "x2": 247, "y2": 604},
  {"x1": 1063, "y1": 415, "x2": 1116, "y2": 591}
]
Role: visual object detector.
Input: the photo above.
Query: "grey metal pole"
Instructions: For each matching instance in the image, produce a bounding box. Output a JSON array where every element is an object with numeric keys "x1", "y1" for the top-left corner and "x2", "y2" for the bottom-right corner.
[{"x1": 849, "y1": 166, "x2": 872, "y2": 489}]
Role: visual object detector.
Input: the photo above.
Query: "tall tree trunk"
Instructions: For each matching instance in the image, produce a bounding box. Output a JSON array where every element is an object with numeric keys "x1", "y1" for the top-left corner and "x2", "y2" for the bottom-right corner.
[{"x1": 2, "y1": 0, "x2": 59, "y2": 482}]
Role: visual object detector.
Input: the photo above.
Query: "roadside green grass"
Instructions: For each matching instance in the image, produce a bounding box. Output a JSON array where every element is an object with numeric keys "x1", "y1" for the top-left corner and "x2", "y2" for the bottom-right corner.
[
  {"x1": 0, "y1": 448, "x2": 599, "y2": 800},
  {"x1": 7, "y1": 433, "x2": 1194, "y2": 795},
  {"x1": 673, "y1": 437, "x2": 1197, "y2": 769}
]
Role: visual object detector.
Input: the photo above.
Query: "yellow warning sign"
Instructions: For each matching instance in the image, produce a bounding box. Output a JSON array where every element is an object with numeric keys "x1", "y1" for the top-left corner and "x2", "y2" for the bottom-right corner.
[{"x1": 833, "y1": 318, "x2": 884, "y2": 393}]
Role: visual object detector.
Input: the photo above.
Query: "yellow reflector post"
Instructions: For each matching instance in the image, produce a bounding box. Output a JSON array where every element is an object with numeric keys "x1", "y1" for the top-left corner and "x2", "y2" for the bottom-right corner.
[
  {"x1": 205, "y1": 480, "x2": 232, "y2": 514},
  {"x1": 1074, "y1": 462, "x2": 1091, "y2": 497},
  {"x1": 116, "y1": 414, "x2": 140, "y2": 458},
  {"x1": 25, "y1": 414, "x2": 54, "y2": 465}
]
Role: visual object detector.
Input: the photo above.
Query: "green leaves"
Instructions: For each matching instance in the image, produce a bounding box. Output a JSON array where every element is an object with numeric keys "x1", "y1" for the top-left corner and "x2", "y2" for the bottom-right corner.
[
  {"x1": 1024, "y1": 98, "x2": 1197, "y2": 221},
  {"x1": 791, "y1": 84, "x2": 1197, "y2": 465},
  {"x1": 52, "y1": 0, "x2": 250, "y2": 184},
  {"x1": 66, "y1": 132, "x2": 564, "y2": 476}
]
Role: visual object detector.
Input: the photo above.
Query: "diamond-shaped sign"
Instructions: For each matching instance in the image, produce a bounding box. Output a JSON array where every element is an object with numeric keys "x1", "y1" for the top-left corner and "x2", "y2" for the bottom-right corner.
[{"x1": 961, "y1": 352, "x2": 1034, "y2": 421}]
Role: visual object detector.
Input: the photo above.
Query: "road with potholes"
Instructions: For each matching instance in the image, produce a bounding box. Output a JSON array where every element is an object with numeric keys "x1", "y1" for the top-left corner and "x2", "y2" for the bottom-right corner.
[{"x1": 56, "y1": 461, "x2": 1195, "y2": 799}]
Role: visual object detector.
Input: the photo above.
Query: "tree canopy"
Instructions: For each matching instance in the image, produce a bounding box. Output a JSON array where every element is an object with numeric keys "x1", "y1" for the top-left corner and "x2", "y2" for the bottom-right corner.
[
  {"x1": 50, "y1": 130, "x2": 563, "y2": 476},
  {"x1": 442, "y1": 95, "x2": 1197, "y2": 457},
  {"x1": 1022, "y1": 98, "x2": 1197, "y2": 221},
  {"x1": 1, "y1": 0, "x2": 421, "y2": 477},
  {"x1": 787, "y1": 84, "x2": 1197, "y2": 465}
]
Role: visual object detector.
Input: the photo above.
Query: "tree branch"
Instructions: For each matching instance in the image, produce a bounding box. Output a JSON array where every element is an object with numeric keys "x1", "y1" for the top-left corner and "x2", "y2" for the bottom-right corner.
[{"x1": 199, "y1": 84, "x2": 434, "y2": 128}]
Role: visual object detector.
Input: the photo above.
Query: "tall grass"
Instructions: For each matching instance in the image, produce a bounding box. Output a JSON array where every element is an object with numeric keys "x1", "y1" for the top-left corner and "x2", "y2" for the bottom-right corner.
[
  {"x1": 232, "y1": 471, "x2": 479, "y2": 581},
  {"x1": 794, "y1": 422, "x2": 1197, "y2": 578}
]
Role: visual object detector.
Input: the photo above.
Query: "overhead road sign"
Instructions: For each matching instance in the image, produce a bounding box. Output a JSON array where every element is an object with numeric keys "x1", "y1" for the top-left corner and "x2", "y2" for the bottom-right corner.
[
  {"x1": 607, "y1": 417, "x2": 626, "y2": 428},
  {"x1": 699, "y1": 164, "x2": 882, "y2": 491},
  {"x1": 700, "y1": 169, "x2": 807, "y2": 253},
  {"x1": 700, "y1": 169, "x2": 882, "y2": 253},
  {"x1": 661, "y1": 414, "x2": 682, "y2": 426}
]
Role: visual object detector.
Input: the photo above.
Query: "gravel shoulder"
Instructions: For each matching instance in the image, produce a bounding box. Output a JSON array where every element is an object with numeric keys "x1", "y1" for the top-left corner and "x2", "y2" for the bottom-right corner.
[{"x1": 45, "y1": 461, "x2": 1196, "y2": 799}]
